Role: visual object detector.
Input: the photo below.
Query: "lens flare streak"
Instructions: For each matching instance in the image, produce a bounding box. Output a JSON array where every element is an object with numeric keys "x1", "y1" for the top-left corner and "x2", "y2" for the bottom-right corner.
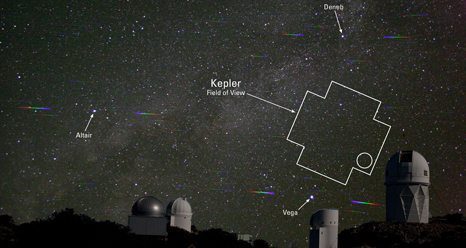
[
  {"x1": 18, "y1": 106, "x2": 51, "y2": 111},
  {"x1": 383, "y1": 35, "x2": 410, "y2": 39},
  {"x1": 250, "y1": 54, "x2": 268, "y2": 58},
  {"x1": 282, "y1": 33, "x2": 304, "y2": 37},
  {"x1": 342, "y1": 209, "x2": 368, "y2": 214},
  {"x1": 249, "y1": 190, "x2": 275, "y2": 196},
  {"x1": 402, "y1": 13, "x2": 428, "y2": 17},
  {"x1": 351, "y1": 200, "x2": 382, "y2": 206},
  {"x1": 135, "y1": 112, "x2": 159, "y2": 116}
]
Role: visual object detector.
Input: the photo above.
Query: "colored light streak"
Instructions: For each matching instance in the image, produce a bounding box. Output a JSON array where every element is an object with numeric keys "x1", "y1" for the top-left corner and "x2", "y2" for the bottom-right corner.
[
  {"x1": 402, "y1": 13, "x2": 428, "y2": 17},
  {"x1": 35, "y1": 114, "x2": 58, "y2": 117},
  {"x1": 346, "y1": 59, "x2": 367, "y2": 64},
  {"x1": 250, "y1": 54, "x2": 268, "y2": 58},
  {"x1": 383, "y1": 35, "x2": 410, "y2": 39},
  {"x1": 383, "y1": 105, "x2": 394, "y2": 110},
  {"x1": 304, "y1": 24, "x2": 322, "y2": 29},
  {"x1": 212, "y1": 188, "x2": 234, "y2": 193},
  {"x1": 249, "y1": 190, "x2": 275, "y2": 196},
  {"x1": 135, "y1": 112, "x2": 158, "y2": 116},
  {"x1": 342, "y1": 209, "x2": 368, "y2": 214},
  {"x1": 351, "y1": 200, "x2": 382, "y2": 206},
  {"x1": 18, "y1": 106, "x2": 51, "y2": 111},
  {"x1": 282, "y1": 33, "x2": 304, "y2": 37}
]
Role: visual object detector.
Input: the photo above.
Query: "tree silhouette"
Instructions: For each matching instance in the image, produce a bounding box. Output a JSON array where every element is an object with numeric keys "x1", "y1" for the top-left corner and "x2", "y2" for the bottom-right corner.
[
  {"x1": 253, "y1": 239, "x2": 270, "y2": 248},
  {"x1": 0, "y1": 209, "x2": 272, "y2": 248},
  {"x1": 0, "y1": 215, "x2": 15, "y2": 248}
]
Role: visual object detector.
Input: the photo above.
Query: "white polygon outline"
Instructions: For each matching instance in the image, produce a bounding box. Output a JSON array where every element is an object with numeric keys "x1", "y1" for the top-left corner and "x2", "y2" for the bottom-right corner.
[{"x1": 286, "y1": 81, "x2": 392, "y2": 186}]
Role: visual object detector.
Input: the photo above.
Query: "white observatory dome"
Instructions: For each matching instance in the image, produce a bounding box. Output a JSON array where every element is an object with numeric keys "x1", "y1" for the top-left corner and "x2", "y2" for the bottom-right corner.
[
  {"x1": 385, "y1": 150, "x2": 430, "y2": 186},
  {"x1": 170, "y1": 198, "x2": 192, "y2": 216}
]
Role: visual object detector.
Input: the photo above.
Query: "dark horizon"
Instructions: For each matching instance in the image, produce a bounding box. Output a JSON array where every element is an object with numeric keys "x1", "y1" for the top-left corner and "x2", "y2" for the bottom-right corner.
[{"x1": 1, "y1": 209, "x2": 464, "y2": 247}]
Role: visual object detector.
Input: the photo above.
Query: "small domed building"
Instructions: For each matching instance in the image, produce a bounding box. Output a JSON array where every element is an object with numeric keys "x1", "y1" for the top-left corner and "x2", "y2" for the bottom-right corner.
[
  {"x1": 385, "y1": 150, "x2": 430, "y2": 223},
  {"x1": 128, "y1": 196, "x2": 193, "y2": 236},
  {"x1": 167, "y1": 198, "x2": 193, "y2": 232}
]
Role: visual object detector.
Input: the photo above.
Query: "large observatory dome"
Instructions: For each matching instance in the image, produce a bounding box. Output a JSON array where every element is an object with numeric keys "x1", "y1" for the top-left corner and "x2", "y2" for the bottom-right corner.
[
  {"x1": 385, "y1": 150, "x2": 430, "y2": 185},
  {"x1": 131, "y1": 196, "x2": 165, "y2": 217},
  {"x1": 168, "y1": 198, "x2": 192, "y2": 216}
]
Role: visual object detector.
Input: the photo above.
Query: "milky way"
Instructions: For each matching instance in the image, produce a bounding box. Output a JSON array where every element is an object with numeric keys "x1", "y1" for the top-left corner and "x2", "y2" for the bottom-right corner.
[{"x1": 0, "y1": 1, "x2": 464, "y2": 246}]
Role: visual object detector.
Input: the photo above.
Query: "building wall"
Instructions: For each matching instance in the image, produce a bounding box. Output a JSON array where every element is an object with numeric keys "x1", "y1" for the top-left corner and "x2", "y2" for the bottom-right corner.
[
  {"x1": 128, "y1": 216, "x2": 168, "y2": 236},
  {"x1": 386, "y1": 184, "x2": 429, "y2": 223},
  {"x1": 309, "y1": 229, "x2": 320, "y2": 248},
  {"x1": 309, "y1": 209, "x2": 338, "y2": 248},
  {"x1": 170, "y1": 214, "x2": 191, "y2": 232},
  {"x1": 309, "y1": 227, "x2": 338, "y2": 248}
]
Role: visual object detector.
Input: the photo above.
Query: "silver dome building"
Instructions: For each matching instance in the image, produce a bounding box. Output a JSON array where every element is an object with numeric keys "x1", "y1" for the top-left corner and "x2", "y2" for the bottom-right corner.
[
  {"x1": 385, "y1": 150, "x2": 430, "y2": 223},
  {"x1": 128, "y1": 196, "x2": 169, "y2": 236},
  {"x1": 131, "y1": 196, "x2": 165, "y2": 217}
]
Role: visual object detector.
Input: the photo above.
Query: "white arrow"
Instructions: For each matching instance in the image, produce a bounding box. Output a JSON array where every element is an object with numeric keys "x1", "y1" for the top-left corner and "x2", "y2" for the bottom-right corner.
[
  {"x1": 334, "y1": 10, "x2": 343, "y2": 33},
  {"x1": 84, "y1": 114, "x2": 94, "y2": 132},
  {"x1": 246, "y1": 93, "x2": 296, "y2": 113},
  {"x1": 298, "y1": 198, "x2": 310, "y2": 211}
]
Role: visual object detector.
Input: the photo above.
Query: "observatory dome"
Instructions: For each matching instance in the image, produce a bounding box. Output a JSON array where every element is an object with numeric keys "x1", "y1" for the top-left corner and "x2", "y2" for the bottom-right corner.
[
  {"x1": 385, "y1": 150, "x2": 430, "y2": 185},
  {"x1": 131, "y1": 196, "x2": 165, "y2": 217},
  {"x1": 169, "y1": 198, "x2": 192, "y2": 216},
  {"x1": 310, "y1": 209, "x2": 339, "y2": 228},
  {"x1": 165, "y1": 200, "x2": 174, "y2": 216}
]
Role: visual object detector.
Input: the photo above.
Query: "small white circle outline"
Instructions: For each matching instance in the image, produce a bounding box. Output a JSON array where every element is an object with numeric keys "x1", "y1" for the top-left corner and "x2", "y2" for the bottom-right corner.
[{"x1": 356, "y1": 152, "x2": 373, "y2": 169}]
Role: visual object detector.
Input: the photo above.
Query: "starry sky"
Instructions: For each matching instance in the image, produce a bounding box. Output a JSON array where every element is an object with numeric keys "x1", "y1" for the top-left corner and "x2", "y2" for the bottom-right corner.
[{"x1": 0, "y1": 1, "x2": 464, "y2": 246}]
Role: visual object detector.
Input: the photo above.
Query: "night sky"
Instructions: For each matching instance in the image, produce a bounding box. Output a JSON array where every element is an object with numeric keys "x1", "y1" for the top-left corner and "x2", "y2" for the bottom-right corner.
[{"x1": 0, "y1": 1, "x2": 464, "y2": 246}]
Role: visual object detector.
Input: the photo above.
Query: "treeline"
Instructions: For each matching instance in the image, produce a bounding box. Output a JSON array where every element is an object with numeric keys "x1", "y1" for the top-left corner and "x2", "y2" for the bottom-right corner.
[
  {"x1": 339, "y1": 213, "x2": 466, "y2": 247},
  {"x1": 0, "y1": 209, "x2": 270, "y2": 248}
]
